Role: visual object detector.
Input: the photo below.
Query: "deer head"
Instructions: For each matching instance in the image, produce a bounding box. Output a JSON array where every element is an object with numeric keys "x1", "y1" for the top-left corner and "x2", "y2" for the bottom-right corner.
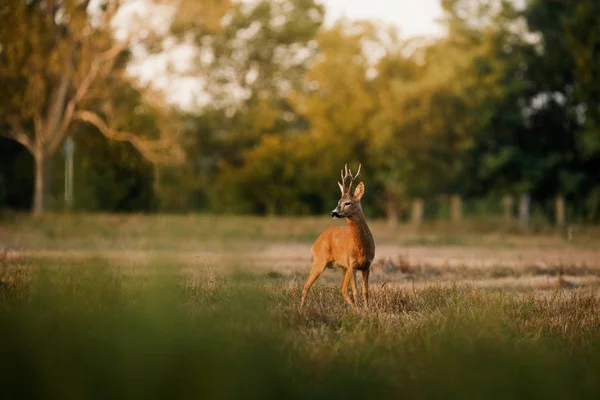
[{"x1": 331, "y1": 163, "x2": 365, "y2": 219}]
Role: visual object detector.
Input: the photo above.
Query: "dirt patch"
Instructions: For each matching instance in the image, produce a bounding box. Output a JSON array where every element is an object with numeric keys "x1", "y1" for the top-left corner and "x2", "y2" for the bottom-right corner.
[{"x1": 11, "y1": 243, "x2": 600, "y2": 293}]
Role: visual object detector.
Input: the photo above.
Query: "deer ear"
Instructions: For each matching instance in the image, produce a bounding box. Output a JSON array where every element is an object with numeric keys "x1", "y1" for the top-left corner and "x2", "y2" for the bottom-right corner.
[
  {"x1": 353, "y1": 181, "x2": 364, "y2": 200},
  {"x1": 338, "y1": 181, "x2": 344, "y2": 194}
]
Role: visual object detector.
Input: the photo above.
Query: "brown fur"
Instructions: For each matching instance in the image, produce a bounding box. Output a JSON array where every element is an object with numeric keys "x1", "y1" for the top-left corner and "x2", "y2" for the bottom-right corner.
[{"x1": 300, "y1": 167, "x2": 375, "y2": 309}]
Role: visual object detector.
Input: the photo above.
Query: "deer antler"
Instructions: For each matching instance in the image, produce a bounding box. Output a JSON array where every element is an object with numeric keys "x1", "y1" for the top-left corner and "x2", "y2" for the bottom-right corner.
[
  {"x1": 339, "y1": 163, "x2": 362, "y2": 194},
  {"x1": 348, "y1": 163, "x2": 361, "y2": 193}
]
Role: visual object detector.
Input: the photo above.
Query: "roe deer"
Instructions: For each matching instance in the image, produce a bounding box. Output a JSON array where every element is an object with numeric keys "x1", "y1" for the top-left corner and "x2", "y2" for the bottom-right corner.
[{"x1": 300, "y1": 164, "x2": 375, "y2": 309}]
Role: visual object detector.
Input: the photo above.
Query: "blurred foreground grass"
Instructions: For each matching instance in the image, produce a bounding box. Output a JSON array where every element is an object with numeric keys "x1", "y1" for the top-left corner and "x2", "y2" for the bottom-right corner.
[{"x1": 2, "y1": 255, "x2": 600, "y2": 399}]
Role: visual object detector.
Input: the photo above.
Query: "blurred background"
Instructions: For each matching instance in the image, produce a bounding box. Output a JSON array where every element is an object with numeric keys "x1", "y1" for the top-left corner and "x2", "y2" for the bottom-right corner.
[
  {"x1": 2, "y1": 4, "x2": 600, "y2": 397},
  {"x1": 1, "y1": 0, "x2": 599, "y2": 228}
]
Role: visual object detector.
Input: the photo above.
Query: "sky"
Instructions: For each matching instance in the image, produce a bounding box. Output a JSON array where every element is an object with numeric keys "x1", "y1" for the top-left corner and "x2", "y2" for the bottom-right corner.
[
  {"x1": 323, "y1": 0, "x2": 444, "y2": 38},
  {"x1": 127, "y1": 0, "x2": 445, "y2": 108}
]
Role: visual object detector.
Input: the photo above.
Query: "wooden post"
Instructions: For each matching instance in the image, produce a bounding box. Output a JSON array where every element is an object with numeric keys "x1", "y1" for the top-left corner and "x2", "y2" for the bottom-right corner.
[
  {"x1": 386, "y1": 200, "x2": 399, "y2": 228},
  {"x1": 502, "y1": 195, "x2": 514, "y2": 223},
  {"x1": 411, "y1": 198, "x2": 424, "y2": 226},
  {"x1": 519, "y1": 194, "x2": 530, "y2": 229},
  {"x1": 64, "y1": 138, "x2": 74, "y2": 210},
  {"x1": 385, "y1": 191, "x2": 399, "y2": 228},
  {"x1": 450, "y1": 195, "x2": 462, "y2": 222},
  {"x1": 555, "y1": 195, "x2": 565, "y2": 228}
]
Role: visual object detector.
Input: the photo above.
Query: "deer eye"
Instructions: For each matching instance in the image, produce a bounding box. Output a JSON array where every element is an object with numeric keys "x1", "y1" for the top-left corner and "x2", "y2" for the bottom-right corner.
[{"x1": 344, "y1": 201, "x2": 352, "y2": 206}]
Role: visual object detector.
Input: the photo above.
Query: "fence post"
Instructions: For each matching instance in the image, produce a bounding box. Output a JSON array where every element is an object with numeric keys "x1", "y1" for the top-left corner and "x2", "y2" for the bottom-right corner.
[
  {"x1": 450, "y1": 195, "x2": 462, "y2": 222},
  {"x1": 502, "y1": 195, "x2": 513, "y2": 223},
  {"x1": 519, "y1": 194, "x2": 530, "y2": 229},
  {"x1": 555, "y1": 195, "x2": 565, "y2": 228},
  {"x1": 386, "y1": 200, "x2": 399, "y2": 228},
  {"x1": 384, "y1": 190, "x2": 399, "y2": 228},
  {"x1": 411, "y1": 198, "x2": 424, "y2": 226}
]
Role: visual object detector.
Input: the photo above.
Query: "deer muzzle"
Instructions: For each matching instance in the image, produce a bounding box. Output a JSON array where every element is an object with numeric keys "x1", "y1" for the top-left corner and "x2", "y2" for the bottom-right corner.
[{"x1": 331, "y1": 209, "x2": 342, "y2": 218}]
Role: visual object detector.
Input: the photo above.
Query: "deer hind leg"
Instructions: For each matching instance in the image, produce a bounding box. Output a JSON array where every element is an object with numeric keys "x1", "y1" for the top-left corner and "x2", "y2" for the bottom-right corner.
[
  {"x1": 340, "y1": 268, "x2": 356, "y2": 308},
  {"x1": 300, "y1": 259, "x2": 327, "y2": 309},
  {"x1": 361, "y1": 269, "x2": 370, "y2": 309}
]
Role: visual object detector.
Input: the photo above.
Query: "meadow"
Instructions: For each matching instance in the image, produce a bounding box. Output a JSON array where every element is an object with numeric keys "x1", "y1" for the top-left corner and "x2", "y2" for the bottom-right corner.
[{"x1": 2, "y1": 213, "x2": 600, "y2": 399}]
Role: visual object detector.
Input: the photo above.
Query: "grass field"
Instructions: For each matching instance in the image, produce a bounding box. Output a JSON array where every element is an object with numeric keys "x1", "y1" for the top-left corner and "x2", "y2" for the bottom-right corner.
[{"x1": 2, "y1": 213, "x2": 600, "y2": 399}]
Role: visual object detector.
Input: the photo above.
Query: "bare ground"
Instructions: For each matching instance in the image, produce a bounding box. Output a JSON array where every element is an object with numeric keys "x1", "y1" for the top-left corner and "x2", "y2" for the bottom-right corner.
[{"x1": 9, "y1": 242, "x2": 600, "y2": 294}]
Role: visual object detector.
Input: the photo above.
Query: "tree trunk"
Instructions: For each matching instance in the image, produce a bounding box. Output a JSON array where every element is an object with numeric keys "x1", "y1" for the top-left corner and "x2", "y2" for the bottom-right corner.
[{"x1": 33, "y1": 153, "x2": 46, "y2": 215}]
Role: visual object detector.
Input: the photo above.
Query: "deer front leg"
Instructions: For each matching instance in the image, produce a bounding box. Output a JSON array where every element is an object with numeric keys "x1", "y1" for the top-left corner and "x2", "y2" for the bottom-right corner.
[
  {"x1": 300, "y1": 260, "x2": 327, "y2": 309},
  {"x1": 340, "y1": 269, "x2": 349, "y2": 297},
  {"x1": 340, "y1": 268, "x2": 355, "y2": 307},
  {"x1": 361, "y1": 268, "x2": 370, "y2": 309}
]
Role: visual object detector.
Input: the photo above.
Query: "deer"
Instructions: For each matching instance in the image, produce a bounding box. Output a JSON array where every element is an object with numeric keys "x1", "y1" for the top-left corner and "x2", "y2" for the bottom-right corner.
[{"x1": 300, "y1": 164, "x2": 375, "y2": 310}]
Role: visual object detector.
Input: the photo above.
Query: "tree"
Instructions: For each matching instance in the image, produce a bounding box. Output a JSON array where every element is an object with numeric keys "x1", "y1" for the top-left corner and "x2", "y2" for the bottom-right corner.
[
  {"x1": 288, "y1": 20, "x2": 378, "y2": 177},
  {"x1": 562, "y1": 0, "x2": 600, "y2": 219},
  {"x1": 520, "y1": 0, "x2": 600, "y2": 219},
  {"x1": 369, "y1": 35, "x2": 420, "y2": 222},
  {"x1": 366, "y1": 4, "x2": 513, "y2": 223},
  {"x1": 0, "y1": 0, "x2": 186, "y2": 214},
  {"x1": 178, "y1": 0, "x2": 324, "y2": 213}
]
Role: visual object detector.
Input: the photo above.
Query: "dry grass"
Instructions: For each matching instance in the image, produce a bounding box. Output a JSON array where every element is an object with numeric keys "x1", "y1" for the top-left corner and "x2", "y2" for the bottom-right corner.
[
  {"x1": 2, "y1": 257, "x2": 600, "y2": 399},
  {"x1": 2, "y1": 213, "x2": 600, "y2": 398}
]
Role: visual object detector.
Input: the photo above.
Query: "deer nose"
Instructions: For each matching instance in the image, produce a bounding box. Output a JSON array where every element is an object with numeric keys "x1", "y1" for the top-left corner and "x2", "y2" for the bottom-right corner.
[{"x1": 331, "y1": 210, "x2": 341, "y2": 218}]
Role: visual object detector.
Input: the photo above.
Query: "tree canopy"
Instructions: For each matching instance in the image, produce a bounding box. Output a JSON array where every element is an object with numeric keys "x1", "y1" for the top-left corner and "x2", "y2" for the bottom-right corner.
[{"x1": 2, "y1": 0, "x2": 599, "y2": 222}]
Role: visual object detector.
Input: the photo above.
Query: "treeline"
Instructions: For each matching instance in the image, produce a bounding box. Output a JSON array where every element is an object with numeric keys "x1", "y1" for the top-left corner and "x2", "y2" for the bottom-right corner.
[{"x1": 1, "y1": 0, "x2": 599, "y2": 222}]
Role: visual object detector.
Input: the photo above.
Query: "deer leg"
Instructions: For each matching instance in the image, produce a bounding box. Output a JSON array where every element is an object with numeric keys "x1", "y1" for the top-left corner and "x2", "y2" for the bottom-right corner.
[
  {"x1": 349, "y1": 269, "x2": 359, "y2": 306},
  {"x1": 340, "y1": 269, "x2": 349, "y2": 296},
  {"x1": 300, "y1": 260, "x2": 327, "y2": 309},
  {"x1": 340, "y1": 268, "x2": 355, "y2": 307},
  {"x1": 361, "y1": 269, "x2": 370, "y2": 309}
]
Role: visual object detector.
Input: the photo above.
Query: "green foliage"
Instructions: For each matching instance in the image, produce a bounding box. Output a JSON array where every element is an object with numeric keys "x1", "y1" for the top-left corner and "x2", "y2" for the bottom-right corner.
[
  {"x1": 69, "y1": 131, "x2": 155, "y2": 212},
  {"x1": 62, "y1": 84, "x2": 162, "y2": 212},
  {"x1": 3, "y1": 0, "x2": 600, "y2": 220}
]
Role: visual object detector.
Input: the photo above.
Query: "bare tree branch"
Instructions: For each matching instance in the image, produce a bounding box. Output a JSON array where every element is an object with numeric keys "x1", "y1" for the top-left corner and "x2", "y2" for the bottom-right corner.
[
  {"x1": 99, "y1": 0, "x2": 123, "y2": 28},
  {"x1": 52, "y1": 38, "x2": 130, "y2": 153},
  {"x1": 44, "y1": 43, "x2": 74, "y2": 144},
  {"x1": 33, "y1": 112, "x2": 43, "y2": 142},
  {"x1": 75, "y1": 39, "x2": 129, "y2": 105},
  {"x1": 74, "y1": 110, "x2": 184, "y2": 165},
  {"x1": 4, "y1": 117, "x2": 34, "y2": 153},
  {"x1": 80, "y1": 0, "x2": 92, "y2": 12}
]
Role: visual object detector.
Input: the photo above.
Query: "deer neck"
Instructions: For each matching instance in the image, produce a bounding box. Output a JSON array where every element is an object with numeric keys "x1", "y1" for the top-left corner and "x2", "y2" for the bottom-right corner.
[{"x1": 346, "y1": 207, "x2": 374, "y2": 254}]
